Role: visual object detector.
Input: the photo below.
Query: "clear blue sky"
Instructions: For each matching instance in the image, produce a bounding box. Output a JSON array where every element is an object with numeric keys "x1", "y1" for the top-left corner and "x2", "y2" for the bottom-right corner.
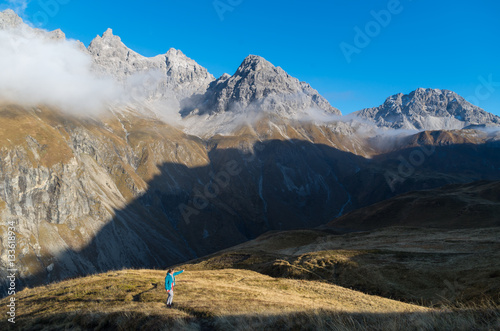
[{"x1": 2, "y1": 0, "x2": 500, "y2": 115}]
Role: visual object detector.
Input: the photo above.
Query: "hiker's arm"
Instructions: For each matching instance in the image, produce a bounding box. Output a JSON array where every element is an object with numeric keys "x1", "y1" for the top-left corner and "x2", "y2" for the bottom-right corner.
[{"x1": 173, "y1": 270, "x2": 184, "y2": 276}]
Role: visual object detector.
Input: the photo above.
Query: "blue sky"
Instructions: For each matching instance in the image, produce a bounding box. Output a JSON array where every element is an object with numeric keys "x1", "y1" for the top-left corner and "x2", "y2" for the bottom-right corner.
[{"x1": 2, "y1": 0, "x2": 500, "y2": 115}]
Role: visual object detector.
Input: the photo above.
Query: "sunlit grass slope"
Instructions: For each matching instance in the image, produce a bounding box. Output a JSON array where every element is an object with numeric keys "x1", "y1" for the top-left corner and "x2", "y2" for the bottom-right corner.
[{"x1": 1, "y1": 268, "x2": 498, "y2": 330}]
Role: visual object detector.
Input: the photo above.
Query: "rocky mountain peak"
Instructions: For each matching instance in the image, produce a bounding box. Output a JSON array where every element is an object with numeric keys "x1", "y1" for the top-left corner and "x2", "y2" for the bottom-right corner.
[
  {"x1": 0, "y1": 9, "x2": 66, "y2": 41},
  {"x1": 236, "y1": 55, "x2": 276, "y2": 74},
  {"x1": 354, "y1": 88, "x2": 500, "y2": 131},
  {"x1": 0, "y1": 9, "x2": 23, "y2": 29},
  {"x1": 182, "y1": 54, "x2": 340, "y2": 117},
  {"x1": 88, "y1": 28, "x2": 214, "y2": 104},
  {"x1": 47, "y1": 28, "x2": 66, "y2": 40},
  {"x1": 164, "y1": 48, "x2": 207, "y2": 74},
  {"x1": 102, "y1": 28, "x2": 115, "y2": 39},
  {"x1": 166, "y1": 47, "x2": 185, "y2": 58},
  {"x1": 414, "y1": 87, "x2": 441, "y2": 95},
  {"x1": 406, "y1": 88, "x2": 458, "y2": 104},
  {"x1": 88, "y1": 29, "x2": 128, "y2": 56}
]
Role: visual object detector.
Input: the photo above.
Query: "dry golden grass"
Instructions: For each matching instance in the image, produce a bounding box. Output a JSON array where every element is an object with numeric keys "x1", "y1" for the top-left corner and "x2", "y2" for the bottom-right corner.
[
  {"x1": 0, "y1": 105, "x2": 74, "y2": 167},
  {"x1": 1, "y1": 268, "x2": 498, "y2": 330},
  {"x1": 179, "y1": 227, "x2": 500, "y2": 307}
]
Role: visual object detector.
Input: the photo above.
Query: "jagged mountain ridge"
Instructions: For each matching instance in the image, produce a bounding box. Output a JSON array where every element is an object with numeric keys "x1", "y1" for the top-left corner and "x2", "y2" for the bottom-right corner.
[
  {"x1": 2, "y1": 9, "x2": 500, "y2": 130},
  {"x1": 88, "y1": 28, "x2": 215, "y2": 102},
  {"x1": 88, "y1": 33, "x2": 341, "y2": 120},
  {"x1": 354, "y1": 88, "x2": 500, "y2": 131},
  {"x1": 0, "y1": 8, "x2": 340, "y2": 122},
  {"x1": 0, "y1": 9, "x2": 66, "y2": 40}
]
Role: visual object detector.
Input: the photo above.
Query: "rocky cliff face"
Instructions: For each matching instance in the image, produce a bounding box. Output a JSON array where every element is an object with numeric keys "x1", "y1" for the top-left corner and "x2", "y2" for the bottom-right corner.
[
  {"x1": 0, "y1": 106, "x2": 209, "y2": 290},
  {"x1": 354, "y1": 88, "x2": 500, "y2": 131}
]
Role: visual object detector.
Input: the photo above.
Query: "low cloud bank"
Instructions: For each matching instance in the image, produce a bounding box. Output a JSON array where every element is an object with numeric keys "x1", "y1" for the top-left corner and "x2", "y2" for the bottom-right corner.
[{"x1": 0, "y1": 26, "x2": 123, "y2": 114}]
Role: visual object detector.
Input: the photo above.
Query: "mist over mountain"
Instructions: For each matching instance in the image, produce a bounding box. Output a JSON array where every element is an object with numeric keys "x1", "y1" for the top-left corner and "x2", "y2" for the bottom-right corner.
[
  {"x1": 0, "y1": 10, "x2": 121, "y2": 114},
  {"x1": 1, "y1": 9, "x2": 500, "y2": 296}
]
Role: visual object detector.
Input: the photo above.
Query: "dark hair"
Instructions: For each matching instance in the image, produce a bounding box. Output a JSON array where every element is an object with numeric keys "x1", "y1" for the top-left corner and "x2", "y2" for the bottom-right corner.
[{"x1": 167, "y1": 269, "x2": 174, "y2": 274}]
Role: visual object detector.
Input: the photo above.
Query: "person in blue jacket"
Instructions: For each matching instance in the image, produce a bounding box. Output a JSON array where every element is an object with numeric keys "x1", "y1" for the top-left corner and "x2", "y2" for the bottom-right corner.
[{"x1": 165, "y1": 268, "x2": 184, "y2": 308}]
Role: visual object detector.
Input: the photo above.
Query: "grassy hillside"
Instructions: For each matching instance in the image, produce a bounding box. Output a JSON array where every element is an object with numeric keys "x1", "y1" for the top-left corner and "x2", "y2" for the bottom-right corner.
[
  {"x1": 329, "y1": 180, "x2": 500, "y2": 231},
  {"x1": 178, "y1": 227, "x2": 500, "y2": 306},
  {"x1": 1, "y1": 268, "x2": 499, "y2": 331}
]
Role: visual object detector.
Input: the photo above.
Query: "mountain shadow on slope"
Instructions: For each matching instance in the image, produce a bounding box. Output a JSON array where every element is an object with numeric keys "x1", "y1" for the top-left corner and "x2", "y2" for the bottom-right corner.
[{"x1": 6, "y1": 138, "x2": 500, "y2": 296}]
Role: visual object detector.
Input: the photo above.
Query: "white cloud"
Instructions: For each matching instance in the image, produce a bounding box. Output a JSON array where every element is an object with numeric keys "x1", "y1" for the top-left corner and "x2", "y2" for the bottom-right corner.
[{"x1": 0, "y1": 26, "x2": 123, "y2": 114}]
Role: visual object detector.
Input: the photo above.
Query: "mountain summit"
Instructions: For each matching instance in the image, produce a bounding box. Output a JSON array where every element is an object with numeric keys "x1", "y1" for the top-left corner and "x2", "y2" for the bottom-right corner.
[
  {"x1": 88, "y1": 28, "x2": 214, "y2": 101},
  {"x1": 0, "y1": 9, "x2": 22, "y2": 29},
  {"x1": 354, "y1": 88, "x2": 500, "y2": 131},
  {"x1": 0, "y1": 9, "x2": 65, "y2": 40},
  {"x1": 182, "y1": 55, "x2": 340, "y2": 117}
]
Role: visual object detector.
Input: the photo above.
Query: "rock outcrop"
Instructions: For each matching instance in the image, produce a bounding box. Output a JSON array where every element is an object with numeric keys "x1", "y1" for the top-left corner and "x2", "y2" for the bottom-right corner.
[
  {"x1": 0, "y1": 9, "x2": 65, "y2": 40},
  {"x1": 182, "y1": 55, "x2": 340, "y2": 117},
  {"x1": 0, "y1": 9, "x2": 22, "y2": 29},
  {"x1": 88, "y1": 29, "x2": 215, "y2": 102},
  {"x1": 354, "y1": 88, "x2": 500, "y2": 131}
]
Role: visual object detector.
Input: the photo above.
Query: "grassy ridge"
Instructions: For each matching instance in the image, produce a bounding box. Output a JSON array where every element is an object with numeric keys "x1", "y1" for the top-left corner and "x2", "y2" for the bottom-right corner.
[
  {"x1": 178, "y1": 227, "x2": 500, "y2": 306},
  {"x1": 1, "y1": 268, "x2": 498, "y2": 330}
]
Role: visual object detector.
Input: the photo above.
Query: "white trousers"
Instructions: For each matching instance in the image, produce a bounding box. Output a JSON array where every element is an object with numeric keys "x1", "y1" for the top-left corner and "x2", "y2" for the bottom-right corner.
[{"x1": 167, "y1": 290, "x2": 174, "y2": 305}]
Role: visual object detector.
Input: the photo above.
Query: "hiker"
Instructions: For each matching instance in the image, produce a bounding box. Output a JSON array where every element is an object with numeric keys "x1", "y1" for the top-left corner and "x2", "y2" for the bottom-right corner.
[{"x1": 165, "y1": 269, "x2": 184, "y2": 308}]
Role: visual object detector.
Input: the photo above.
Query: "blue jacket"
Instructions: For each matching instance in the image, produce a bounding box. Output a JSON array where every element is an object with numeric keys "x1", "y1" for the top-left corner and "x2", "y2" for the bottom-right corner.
[{"x1": 165, "y1": 270, "x2": 184, "y2": 291}]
